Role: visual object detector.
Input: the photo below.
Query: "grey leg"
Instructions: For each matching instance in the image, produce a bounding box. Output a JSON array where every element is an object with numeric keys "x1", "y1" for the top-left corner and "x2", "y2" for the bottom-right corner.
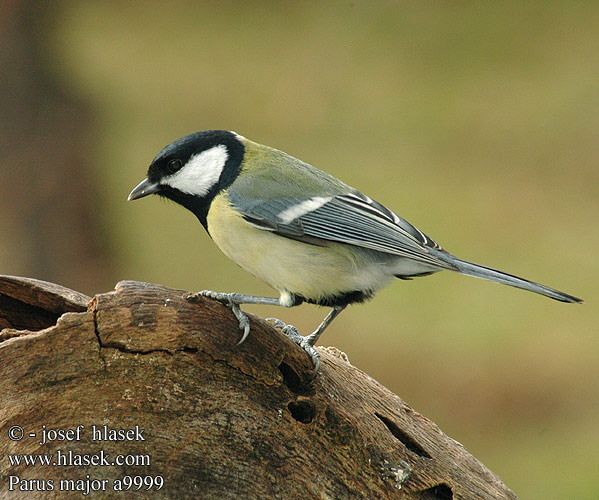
[
  {"x1": 305, "y1": 306, "x2": 346, "y2": 347},
  {"x1": 269, "y1": 305, "x2": 346, "y2": 380},
  {"x1": 193, "y1": 291, "x2": 282, "y2": 307}
]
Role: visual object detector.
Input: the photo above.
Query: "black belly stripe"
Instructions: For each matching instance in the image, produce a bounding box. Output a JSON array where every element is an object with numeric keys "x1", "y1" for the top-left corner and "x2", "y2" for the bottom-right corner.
[{"x1": 291, "y1": 290, "x2": 372, "y2": 308}]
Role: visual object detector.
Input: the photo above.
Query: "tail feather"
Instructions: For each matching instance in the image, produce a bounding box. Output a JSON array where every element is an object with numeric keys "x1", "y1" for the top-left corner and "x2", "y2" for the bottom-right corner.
[{"x1": 427, "y1": 249, "x2": 583, "y2": 303}]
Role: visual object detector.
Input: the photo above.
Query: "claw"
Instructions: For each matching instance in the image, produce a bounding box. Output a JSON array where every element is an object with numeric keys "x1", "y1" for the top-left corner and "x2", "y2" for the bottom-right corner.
[
  {"x1": 281, "y1": 324, "x2": 301, "y2": 340},
  {"x1": 188, "y1": 290, "x2": 251, "y2": 345},
  {"x1": 267, "y1": 319, "x2": 321, "y2": 379},
  {"x1": 199, "y1": 290, "x2": 228, "y2": 302},
  {"x1": 306, "y1": 349, "x2": 320, "y2": 381},
  {"x1": 230, "y1": 302, "x2": 251, "y2": 345},
  {"x1": 185, "y1": 290, "x2": 226, "y2": 303},
  {"x1": 266, "y1": 317, "x2": 286, "y2": 329},
  {"x1": 293, "y1": 333, "x2": 320, "y2": 381}
]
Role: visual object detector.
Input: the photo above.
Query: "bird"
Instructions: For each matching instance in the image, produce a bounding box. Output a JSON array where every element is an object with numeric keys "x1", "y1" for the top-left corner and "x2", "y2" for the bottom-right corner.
[{"x1": 128, "y1": 130, "x2": 583, "y2": 378}]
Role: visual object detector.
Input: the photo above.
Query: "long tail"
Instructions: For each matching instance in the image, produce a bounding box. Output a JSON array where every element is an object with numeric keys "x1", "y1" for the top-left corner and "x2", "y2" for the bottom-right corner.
[{"x1": 427, "y1": 248, "x2": 583, "y2": 303}]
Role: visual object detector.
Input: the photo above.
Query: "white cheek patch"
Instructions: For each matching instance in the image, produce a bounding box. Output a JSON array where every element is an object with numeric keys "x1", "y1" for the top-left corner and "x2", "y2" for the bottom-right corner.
[
  {"x1": 278, "y1": 196, "x2": 332, "y2": 224},
  {"x1": 164, "y1": 145, "x2": 228, "y2": 197}
]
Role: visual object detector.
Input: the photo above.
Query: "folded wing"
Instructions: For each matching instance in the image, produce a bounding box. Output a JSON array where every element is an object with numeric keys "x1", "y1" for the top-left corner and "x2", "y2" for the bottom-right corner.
[{"x1": 228, "y1": 189, "x2": 456, "y2": 270}]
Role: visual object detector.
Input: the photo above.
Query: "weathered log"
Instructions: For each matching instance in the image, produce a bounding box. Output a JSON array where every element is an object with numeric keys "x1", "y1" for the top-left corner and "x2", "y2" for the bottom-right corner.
[{"x1": 0, "y1": 276, "x2": 517, "y2": 499}]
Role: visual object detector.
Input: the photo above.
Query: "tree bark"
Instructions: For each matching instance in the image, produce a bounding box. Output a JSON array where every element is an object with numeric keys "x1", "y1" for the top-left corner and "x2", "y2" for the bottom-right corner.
[{"x1": 0, "y1": 276, "x2": 517, "y2": 499}]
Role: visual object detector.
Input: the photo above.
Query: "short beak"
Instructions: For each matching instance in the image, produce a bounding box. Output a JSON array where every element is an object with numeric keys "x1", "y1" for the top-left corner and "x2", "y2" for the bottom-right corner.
[{"x1": 128, "y1": 178, "x2": 160, "y2": 201}]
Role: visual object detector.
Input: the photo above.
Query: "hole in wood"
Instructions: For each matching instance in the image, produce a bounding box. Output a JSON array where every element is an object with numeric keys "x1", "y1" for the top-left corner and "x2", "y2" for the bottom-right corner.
[
  {"x1": 375, "y1": 412, "x2": 432, "y2": 458},
  {"x1": 419, "y1": 483, "x2": 453, "y2": 500},
  {"x1": 288, "y1": 401, "x2": 316, "y2": 424},
  {"x1": 279, "y1": 362, "x2": 302, "y2": 392},
  {"x1": 278, "y1": 362, "x2": 313, "y2": 395}
]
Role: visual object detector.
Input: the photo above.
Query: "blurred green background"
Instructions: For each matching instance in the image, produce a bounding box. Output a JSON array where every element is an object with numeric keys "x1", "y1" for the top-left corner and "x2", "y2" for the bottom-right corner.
[{"x1": 2, "y1": 1, "x2": 597, "y2": 498}]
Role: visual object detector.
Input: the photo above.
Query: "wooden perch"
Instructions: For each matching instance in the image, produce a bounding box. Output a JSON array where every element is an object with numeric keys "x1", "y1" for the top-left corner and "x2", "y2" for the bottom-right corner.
[{"x1": 0, "y1": 276, "x2": 517, "y2": 499}]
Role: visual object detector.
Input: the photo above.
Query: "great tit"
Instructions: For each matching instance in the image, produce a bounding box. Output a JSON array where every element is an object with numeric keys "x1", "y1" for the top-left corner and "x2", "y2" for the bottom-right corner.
[{"x1": 128, "y1": 130, "x2": 582, "y2": 377}]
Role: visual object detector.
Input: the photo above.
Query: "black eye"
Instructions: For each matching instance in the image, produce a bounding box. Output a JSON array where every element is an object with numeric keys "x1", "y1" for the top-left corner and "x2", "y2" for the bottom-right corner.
[{"x1": 167, "y1": 159, "x2": 183, "y2": 173}]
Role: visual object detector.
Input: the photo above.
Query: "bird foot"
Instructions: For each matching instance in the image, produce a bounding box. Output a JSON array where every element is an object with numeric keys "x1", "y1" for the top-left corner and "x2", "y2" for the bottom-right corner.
[
  {"x1": 186, "y1": 290, "x2": 250, "y2": 345},
  {"x1": 266, "y1": 318, "x2": 320, "y2": 380}
]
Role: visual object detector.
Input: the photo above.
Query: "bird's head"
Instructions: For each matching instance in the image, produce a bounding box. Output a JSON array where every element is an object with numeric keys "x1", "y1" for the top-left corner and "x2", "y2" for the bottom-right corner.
[
  {"x1": 128, "y1": 130, "x2": 245, "y2": 224},
  {"x1": 128, "y1": 130, "x2": 245, "y2": 202}
]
